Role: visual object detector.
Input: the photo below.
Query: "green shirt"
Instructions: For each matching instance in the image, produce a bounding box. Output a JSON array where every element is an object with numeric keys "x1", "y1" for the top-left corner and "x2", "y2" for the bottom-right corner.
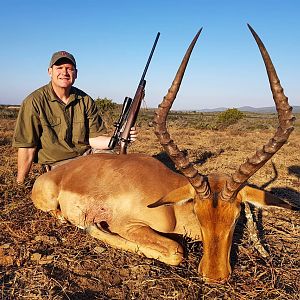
[{"x1": 13, "y1": 82, "x2": 104, "y2": 165}]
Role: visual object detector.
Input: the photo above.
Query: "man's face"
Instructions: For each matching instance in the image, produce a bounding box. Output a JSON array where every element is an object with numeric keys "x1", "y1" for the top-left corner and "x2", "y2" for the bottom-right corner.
[{"x1": 48, "y1": 58, "x2": 77, "y2": 89}]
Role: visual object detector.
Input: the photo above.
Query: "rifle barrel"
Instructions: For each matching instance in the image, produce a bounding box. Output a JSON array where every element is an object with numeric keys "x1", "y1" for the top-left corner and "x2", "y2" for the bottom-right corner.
[{"x1": 139, "y1": 32, "x2": 160, "y2": 85}]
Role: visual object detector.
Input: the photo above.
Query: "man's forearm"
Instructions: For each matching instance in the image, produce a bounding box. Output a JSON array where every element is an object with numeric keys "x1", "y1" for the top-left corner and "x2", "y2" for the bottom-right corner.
[
  {"x1": 89, "y1": 136, "x2": 111, "y2": 150},
  {"x1": 17, "y1": 147, "x2": 36, "y2": 183}
]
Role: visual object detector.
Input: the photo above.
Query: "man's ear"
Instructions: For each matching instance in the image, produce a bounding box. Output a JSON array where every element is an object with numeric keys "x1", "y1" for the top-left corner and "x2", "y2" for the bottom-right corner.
[
  {"x1": 48, "y1": 67, "x2": 52, "y2": 77},
  {"x1": 238, "y1": 185, "x2": 297, "y2": 210},
  {"x1": 148, "y1": 184, "x2": 195, "y2": 208}
]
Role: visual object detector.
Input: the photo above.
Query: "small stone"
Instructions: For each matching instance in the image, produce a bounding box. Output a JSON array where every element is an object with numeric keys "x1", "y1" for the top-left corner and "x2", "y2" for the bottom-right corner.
[
  {"x1": 94, "y1": 246, "x2": 106, "y2": 254},
  {"x1": 31, "y1": 253, "x2": 42, "y2": 261},
  {"x1": 34, "y1": 235, "x2": 58, "y2": 245},
  {"x1": 39, "y1": 255, "x2": 54, "y2": 265}
]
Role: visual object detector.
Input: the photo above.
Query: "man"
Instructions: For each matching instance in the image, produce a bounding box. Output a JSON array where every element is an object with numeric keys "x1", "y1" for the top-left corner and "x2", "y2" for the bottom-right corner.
[{"x1": 13, "y1": 51, "x2": 137, "y2": 184}]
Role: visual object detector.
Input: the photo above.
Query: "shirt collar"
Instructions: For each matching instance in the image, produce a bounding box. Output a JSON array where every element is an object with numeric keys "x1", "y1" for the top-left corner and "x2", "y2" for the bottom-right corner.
[{"x1": 47, "y1": 82, "x2": 77, "y2": 105}]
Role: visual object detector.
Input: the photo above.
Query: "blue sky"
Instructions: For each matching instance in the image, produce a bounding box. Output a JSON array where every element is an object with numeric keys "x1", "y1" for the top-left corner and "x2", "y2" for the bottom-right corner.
[{"x1": 0, "y1": 0, "x2": 299, "y2": 110}]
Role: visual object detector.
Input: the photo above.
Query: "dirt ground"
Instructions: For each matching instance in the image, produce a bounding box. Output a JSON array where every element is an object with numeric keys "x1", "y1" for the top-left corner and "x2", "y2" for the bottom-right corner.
[{"x1": 0, "y1": 112, "x2": 299, "y2": 299}]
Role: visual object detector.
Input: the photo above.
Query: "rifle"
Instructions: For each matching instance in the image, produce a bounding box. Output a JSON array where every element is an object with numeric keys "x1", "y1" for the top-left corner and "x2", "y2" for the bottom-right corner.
[{"x1": 108, "y1": 32, "x2": 160, "y2": 154}]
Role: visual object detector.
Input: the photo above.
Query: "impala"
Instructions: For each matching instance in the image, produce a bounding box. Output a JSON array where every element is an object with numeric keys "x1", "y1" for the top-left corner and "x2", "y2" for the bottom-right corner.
[{"x1": 31, "y1": 24, "x2": 295, "y2": 283}]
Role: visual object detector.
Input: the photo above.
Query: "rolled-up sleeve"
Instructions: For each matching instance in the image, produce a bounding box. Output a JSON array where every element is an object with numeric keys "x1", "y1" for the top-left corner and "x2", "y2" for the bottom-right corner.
[{"x1": 12, "y1": 98, "x2": 41, "y2": 148}]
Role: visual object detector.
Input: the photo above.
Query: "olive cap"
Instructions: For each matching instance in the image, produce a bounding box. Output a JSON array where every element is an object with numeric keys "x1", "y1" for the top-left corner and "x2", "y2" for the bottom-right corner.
[{"x1": 49, "y1": 51, "x2": 76, "y2": 68}]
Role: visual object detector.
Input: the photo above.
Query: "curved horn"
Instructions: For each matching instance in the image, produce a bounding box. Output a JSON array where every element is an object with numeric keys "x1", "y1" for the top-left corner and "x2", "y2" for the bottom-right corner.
[
  {"x1": 154, "y1": 29, "x2": 211, "y2": 198},
  {"x1": 221, "y1": 24, "x2": 295, "y2": 200}
]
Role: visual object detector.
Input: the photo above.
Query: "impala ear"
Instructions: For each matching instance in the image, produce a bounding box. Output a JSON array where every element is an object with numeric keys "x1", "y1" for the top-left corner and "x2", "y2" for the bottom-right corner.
[
  {"x1": 148, "y1": 184, "x2": 195, "y2": 208},
  {"x1": 238, "y1": 185, "x2": 297, "y2": 210}
]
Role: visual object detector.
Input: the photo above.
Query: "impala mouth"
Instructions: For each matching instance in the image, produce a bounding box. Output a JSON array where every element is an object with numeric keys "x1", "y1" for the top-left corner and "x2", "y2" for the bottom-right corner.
[{"x1": 202, "y1": 274, "x2": 230, "y2": 284}]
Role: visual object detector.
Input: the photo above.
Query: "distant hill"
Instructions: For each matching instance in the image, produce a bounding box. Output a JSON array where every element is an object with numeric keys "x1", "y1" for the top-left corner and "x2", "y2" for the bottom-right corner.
[
  {"x1": 1, "y1": 104, "x2": 299, "y2": 114},
  {"x1": 198, "y1": 106, "x2": 300, "y2": 113}
]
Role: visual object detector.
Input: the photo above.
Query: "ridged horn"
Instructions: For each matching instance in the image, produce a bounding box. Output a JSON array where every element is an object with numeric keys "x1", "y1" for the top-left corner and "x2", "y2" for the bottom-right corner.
[
  {"x1": 221, "y1": 24, "x2": 295, "y2": 200},
  {"x1": 154, "y1": 29, "x2": 211, "y2": 198}
]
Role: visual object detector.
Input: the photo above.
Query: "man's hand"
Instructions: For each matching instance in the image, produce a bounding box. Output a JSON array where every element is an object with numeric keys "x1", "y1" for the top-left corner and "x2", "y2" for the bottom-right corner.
[{"x1": 128, "y1": 126, "x2": 138, "y2": 143}]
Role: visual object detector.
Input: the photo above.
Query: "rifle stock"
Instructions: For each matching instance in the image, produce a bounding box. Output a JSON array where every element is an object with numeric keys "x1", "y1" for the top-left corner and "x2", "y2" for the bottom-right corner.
[
  {"x1": 119, "y1": 82, "x2": 145, "y2": 154},
  {"x1": 108, "y1": 32, "x2": 160, "y2": 154}
]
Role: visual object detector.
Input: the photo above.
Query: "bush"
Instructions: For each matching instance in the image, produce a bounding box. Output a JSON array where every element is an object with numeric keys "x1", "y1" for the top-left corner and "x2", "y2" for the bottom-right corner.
[
  {"x1": 94, "y1": 97, "x2": 120, "y2": 130},
  {"x1": 0, "y1": 106, "x2": 20, "y2": 119},
  {"x1": 217, "y1": 108, "x2": 244, "y2": 128},
  {"x1": 94, "y1": 98, "x2": 118, "y2": 115}
]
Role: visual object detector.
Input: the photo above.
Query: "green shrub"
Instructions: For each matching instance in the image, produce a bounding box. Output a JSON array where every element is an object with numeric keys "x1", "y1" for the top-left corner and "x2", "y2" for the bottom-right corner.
[
  {"x1": 0, "y1": 106, "x2": 20, "y2": 119},
  {"x1": 94, "y1": 97, "x2": 118, "y2": 115},
  {"x1": 94, "y1": 97, "x2": 120, "y2": 130},
  {"x1": 217, "y1": 108, "x2": 244, "y2": 128}
]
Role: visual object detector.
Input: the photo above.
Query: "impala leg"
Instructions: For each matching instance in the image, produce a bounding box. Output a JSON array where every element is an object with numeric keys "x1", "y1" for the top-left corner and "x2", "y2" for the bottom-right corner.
[
  {"x1": 87, "y1": 224, "x2": 183, "y2": 266},
  {"x1": 49, "y1": 209, "x2": 68, "y2": 224}
]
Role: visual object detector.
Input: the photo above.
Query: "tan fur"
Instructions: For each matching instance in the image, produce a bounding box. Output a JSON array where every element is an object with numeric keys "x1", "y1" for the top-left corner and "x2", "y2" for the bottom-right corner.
[{"x1": 31, "y1": 153, "x2": 291, "y2": 283}]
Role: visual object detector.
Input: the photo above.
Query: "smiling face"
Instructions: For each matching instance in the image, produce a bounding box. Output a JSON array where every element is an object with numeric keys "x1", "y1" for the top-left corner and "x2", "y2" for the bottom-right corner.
[{"x1": 48, "y1": 58, "x2": 77, "y2": 90}]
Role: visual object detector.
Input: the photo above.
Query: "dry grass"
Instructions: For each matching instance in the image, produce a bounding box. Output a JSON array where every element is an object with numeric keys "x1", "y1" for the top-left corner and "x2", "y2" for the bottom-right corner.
[{"x1": 0, "y1": 111, "x2": 299, "y2": 299}]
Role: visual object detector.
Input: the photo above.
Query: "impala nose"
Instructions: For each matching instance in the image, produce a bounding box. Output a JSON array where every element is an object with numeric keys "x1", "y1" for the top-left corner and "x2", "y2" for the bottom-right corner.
[
  {"x1": 201, "y1": 273, "x2": 230, "y2": 284},
  {"x1": 199, "y1": 261, "x2": 231, "y2": 284}
]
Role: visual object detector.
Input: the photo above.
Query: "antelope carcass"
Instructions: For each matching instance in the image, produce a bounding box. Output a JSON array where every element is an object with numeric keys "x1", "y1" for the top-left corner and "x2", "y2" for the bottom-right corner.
[{"x1": 31, "y1": 25, "x2": 295, "y2": 283}]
